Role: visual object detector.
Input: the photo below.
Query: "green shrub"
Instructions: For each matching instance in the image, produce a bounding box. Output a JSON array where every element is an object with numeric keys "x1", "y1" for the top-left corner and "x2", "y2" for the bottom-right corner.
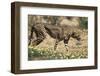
[{"x1": 80, "y1": 17, "x2": 88, "y2": 29}]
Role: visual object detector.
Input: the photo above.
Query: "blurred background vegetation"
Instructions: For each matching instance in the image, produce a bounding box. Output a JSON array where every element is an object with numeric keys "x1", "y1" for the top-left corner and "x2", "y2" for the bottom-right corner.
[{"x1": 80, "y1": 17, "x2": 88, "y2": 29}]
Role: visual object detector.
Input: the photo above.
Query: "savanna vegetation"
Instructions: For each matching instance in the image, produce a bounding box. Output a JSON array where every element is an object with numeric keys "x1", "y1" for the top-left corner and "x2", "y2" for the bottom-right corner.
[{"x1": 28, "y1": 15, "x2": 88, "y2": 60}]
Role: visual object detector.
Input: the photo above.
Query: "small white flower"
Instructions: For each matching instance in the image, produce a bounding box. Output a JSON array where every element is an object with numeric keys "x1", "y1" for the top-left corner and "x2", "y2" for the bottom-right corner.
[{"x1": 31, "y1": 51, "x2": 34, "y2": 54}]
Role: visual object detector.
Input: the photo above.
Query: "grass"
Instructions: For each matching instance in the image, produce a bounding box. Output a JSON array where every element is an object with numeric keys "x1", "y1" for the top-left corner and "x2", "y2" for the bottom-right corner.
[{"x1": 28, "y1": 47, "x2": 88, "y2": 60}]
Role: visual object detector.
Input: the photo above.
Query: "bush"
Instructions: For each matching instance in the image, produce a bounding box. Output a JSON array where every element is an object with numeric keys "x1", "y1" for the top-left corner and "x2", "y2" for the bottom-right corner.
[{"x1": 80, "y1": 17, "x2": 88, "y2": 29}]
